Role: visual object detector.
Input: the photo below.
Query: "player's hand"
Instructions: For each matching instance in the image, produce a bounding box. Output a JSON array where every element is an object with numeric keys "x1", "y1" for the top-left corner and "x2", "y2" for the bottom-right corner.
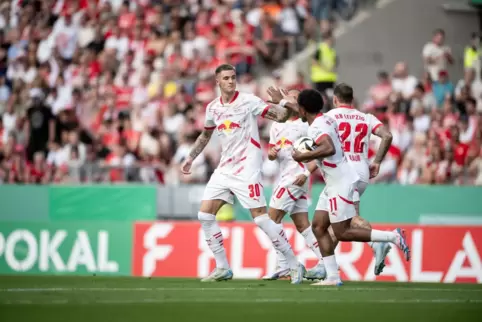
[
  {"x1": 292, "y1": 149, "x2": 306, "y2": 162},
  {"x1": 267, "y1": 86, "x2": 284, "y2": 104},
  {"x1": 181, "y1": 157, "x2": 193, "y2": 175},
  {"x1": 369, "y1": 162, "x2": 380, "y2": 179},
  {"x1": 293, "y1": 174, "x2": 308, "y2": 187},
  {"x1": 268, "y1": 146, "x2": 280, "y2": 160}
]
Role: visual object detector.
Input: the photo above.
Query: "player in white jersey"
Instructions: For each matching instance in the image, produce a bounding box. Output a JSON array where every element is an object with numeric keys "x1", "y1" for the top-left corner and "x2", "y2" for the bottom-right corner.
[
  {"x1": 291, "y1": 89, "x2": 410, "y2": 286},
  {"x1": 181, "y1": 64, "x2": 305, "y2": 283},
  {"x1": 261, "y1": 89, "x2": 326, "y2": 281},
  {"x1": 325, "y1": 83, "x2": 393, "y2": 275}
]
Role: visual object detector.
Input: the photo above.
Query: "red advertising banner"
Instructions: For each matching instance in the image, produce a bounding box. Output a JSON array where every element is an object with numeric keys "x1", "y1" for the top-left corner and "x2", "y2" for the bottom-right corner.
[{"x1": 132, "y1": 222, "x2": 482, "y2": 283}]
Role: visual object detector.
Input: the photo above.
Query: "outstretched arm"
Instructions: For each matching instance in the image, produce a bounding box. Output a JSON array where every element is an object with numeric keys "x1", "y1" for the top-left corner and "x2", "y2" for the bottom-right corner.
[
  {"x1": 262, "y1": 104, "x2": 293, "y2": 122},
  {"x1": 262, "y1": 86, "x2": 300, "y2": 122}
]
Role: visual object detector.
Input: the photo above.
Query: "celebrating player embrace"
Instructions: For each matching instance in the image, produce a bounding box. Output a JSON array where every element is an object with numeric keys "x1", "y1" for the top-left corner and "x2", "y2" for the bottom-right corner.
[
  {"x1": 181, "y1": 64, "x2": 305, "y2": 283},
  {"x1": 262, "y1": 88, "x2": 326, "y2": 281},
  {"x1": 292, "y1": 89, "x2": 410, "y2": 286}
]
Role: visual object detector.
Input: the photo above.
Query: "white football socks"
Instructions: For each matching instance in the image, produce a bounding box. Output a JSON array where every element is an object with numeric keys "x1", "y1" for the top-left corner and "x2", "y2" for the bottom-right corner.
[
  {"x1": 198, "y1": 212, "x2": 230, "y2": 269},
  {"x1": 370, "y1": 229, "x2": 397, "y2": 243},
  {"x1": 254, "y1": 214, "x2": 299, "y2": 270},
  {"x1": 275, "y1": 223, "x2": 289, "y2": 269},
  {"x1": 323, "y1": 255, "x2": 339, "y2": 278},
  {"x1": 301, "y1": 226, "x2": 324, "y2": 264}
]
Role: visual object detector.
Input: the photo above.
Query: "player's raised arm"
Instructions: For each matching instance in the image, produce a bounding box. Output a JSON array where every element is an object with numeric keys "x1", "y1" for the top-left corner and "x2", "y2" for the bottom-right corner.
[{"x1": 261, "y1": 87, "x2": 300, "y2": 123}]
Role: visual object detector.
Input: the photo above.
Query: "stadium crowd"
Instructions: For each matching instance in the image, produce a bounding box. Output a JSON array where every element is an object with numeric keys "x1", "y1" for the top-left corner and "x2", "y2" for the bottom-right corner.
[{"x1": 0, "y1": 0, "x2": 481, "y2": 186}]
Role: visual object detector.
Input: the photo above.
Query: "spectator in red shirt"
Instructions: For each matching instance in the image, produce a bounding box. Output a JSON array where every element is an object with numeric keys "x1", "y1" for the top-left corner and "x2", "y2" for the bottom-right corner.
[{"x1": 448, "y1": 125, "x2": 470, "y2": 182}]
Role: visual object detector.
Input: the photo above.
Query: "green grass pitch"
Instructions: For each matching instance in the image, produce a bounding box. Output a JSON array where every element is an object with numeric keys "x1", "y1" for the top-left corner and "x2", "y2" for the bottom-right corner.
[{"x1": 0, "y1": 276, "x2": 481, "y2": 322}]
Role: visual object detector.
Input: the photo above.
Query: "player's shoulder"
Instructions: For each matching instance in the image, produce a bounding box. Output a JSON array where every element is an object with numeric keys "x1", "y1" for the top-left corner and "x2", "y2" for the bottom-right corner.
[
  {"x1": 238, "y1": 91, "x2": 263, "y2": 102},
  {"x1": 311, "y1": 114, "x2": 333, "y2": 127},
  {"x1": 270, "y1": 120, "x2": 282, "y2": 132},
  {"x1": 206, "y1": 96, "x2": 221, "y2": 111}
]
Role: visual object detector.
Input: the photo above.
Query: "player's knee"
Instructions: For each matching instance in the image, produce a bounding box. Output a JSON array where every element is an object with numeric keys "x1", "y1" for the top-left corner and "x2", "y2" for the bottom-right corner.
[
  {"x1": 198, "y1": 211, "x2": 216, "y2": 224},
  {"x1": 311, "y1": 220, "x2": 324, "y2": 237},
  {"x1": 268, "y1": 208, "x2": 284, "y2": 224},
  {"x1": 292, "y1": 215, "x2": 310, "y2": 233}
]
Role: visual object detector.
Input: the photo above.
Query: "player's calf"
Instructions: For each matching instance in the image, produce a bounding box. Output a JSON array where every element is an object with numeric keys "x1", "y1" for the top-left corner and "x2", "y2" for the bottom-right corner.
[
  {"x1": 198, "y1": 204, "x2": 230, "y2": 272},
  {"x1": 251, "y1": 207, "x2": 303, "y2": 283}
]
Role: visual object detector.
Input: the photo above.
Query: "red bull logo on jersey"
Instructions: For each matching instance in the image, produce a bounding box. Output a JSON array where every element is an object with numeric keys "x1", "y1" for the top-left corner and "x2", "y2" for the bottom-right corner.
[
  {"x1": 217, "y1": 120, "x2": 241, "y2": 134},
  {"x1": 276, "y1": 137, "x2": 293, "y2": 149}
]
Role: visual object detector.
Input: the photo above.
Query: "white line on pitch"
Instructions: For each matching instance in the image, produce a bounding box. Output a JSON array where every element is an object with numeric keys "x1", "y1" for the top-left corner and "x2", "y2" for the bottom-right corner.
[
  {"x1": 1, "y1": 298, "x2": 481, "y2": 305},
  {"x1": 2, "y1": 287, "x2": 482, "y2": 292}
]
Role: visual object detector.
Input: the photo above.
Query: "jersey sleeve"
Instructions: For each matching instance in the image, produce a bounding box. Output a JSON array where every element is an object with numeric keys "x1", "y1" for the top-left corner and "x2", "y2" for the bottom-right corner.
[
  {"x1": 248, "y1": 94, "x2": 270, "y2": 117},
  {"x1": 368, "y1": 114, "x2": 383, "y2": 134},
  {"x1": 204, "y1": 105, "x2": 216, "y2": 130},
  {"x1": 309, "y1": 118, "x2": 332, "y2": 146}
]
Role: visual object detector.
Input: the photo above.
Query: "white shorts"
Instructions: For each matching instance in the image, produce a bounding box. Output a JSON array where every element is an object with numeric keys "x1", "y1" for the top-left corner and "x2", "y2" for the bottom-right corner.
[
  {"x1": 202, "y1": 171, "x2": 267, "y2": 209},
  {"x1": 353, "y1": 180, "x2": 368, "y2": 203},
  {"x1": 316, "y1": 182, "x2": 357, "y2": 223},
  {"x1": 269, "y1": 184, "x2": 308, "y2": 214}
]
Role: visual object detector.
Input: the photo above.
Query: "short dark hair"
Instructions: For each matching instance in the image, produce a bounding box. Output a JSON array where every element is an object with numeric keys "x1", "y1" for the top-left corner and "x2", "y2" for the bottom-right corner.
[
  {"x1": 333, "y1": 83, "x2": 354, "y2": 104},
  {"x1": 466, "y1": 97, "x2": 476, "y2": 106},
  {"x1": 297, "y1": 89, "x2": 324, "y2": 114},
  {"x1": 434, "y1": 28, "x2": 445, "y2": 36},
  {"x1": 415, "y1": 83, "x2": 425, "y2": 93},
  {"x1": 215, "y1": 64, "x2": 235, "y2": 75}
]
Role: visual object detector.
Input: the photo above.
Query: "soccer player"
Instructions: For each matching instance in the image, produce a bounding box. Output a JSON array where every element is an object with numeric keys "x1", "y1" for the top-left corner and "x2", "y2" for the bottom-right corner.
[
  {"x1": 262, "y1": 88, "x2": 326, "y2": 281},
  {"x1": 325, "y1": 83, "x2": 393, "y2": 275},
  {"x1": 291, "y1": 89, "x2": 410, "y2": 286},
  {"x1": 181, "y1": 64, "x2": 305, "y2": 283}
]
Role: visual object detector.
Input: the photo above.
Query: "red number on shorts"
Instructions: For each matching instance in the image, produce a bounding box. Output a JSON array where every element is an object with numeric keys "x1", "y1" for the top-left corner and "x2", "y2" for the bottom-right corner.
[
  {"x1": 338, "y1": 122, "x2": 368, "y2": 153},
  {"x1": 329, "y1": 197, "x2": 338, "y2": 213},
  {"x1": 275, "y1": 187, "x2": 286, "y2": 199},
  {"x1": 248, "y1": 184, "x2": 261, "y2": 198}
]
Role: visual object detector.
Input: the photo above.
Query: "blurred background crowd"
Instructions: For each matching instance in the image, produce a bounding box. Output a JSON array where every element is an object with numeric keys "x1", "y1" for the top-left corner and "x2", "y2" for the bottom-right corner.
[{"x1": 0, "y1": 0, "x2": 481, "y2": 186}]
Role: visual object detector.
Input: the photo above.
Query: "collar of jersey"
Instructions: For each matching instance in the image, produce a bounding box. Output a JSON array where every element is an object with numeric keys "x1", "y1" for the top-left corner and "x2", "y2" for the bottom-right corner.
[{"x1": 220, "y1": 91, "x2": 239, "y2": 105}]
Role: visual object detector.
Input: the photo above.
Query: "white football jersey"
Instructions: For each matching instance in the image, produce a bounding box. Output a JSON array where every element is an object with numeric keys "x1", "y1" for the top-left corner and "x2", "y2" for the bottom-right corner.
[
  {"x1": 269, "y1": 118, "x2": 309, "y2": 187},
  {"x1": 307, "y1": 114, "x2": 359, "y2": 187},
  {"x1": 204, "y1": 91, "x2": 269, "y2": 179},
  {"x1": 325, "y1": 106, "x2": 382, "y2": 182}
]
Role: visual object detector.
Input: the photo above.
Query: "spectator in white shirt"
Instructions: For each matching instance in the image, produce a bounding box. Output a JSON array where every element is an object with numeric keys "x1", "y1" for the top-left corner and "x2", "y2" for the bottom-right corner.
[
  {"x1": 54, "y1": 14, "x2": 79, "y2": 60},
  {"x1": 422, "y1": 29, "x2": 453, "y2": 82},
  {"x1": 47, "y1": 141, "x2": 68, "y2": 167},
  {"x1": 2, "y1": 101, "x2": 16, "y2": 144},
  {"x1": 131, "y1": 75, "x2": 150, "y2": 106},
  {"x1": 78, "y1": 15, "x2": 96, "y2": 48},
  {"x1": 278, "y1": 0, "x2": 306, "y2": 36},
  {"x1": 411, "y1": 83, "x2": 437, "y2": 111},
  {"x1": 410, "y1": 104, "x2": 431, "y2": 134},
  {"x1": 105, "y1": 26, "x2": 129, "y2": 60},
  {"x1": 62, "y1": 130, "x2": 87, "y2": 164},
  {"x1": 392, "y1": 62, "x2": 418, "y2": 100}
]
